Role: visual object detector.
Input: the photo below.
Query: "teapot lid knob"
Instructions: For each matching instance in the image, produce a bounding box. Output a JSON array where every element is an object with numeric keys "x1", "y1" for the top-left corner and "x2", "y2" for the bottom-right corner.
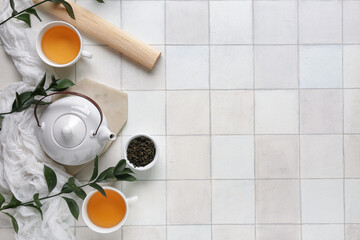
[
  {"x1": 61, "y1": 126, "x2": 73, "y2": 140},
  {"x1": 53, "y1": 114, "x2": 86, "y2": 148}
]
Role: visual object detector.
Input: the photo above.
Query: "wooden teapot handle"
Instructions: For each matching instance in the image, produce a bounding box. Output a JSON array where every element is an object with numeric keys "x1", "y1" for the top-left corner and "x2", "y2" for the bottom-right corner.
[{"x1": 34, "y1": 91, "x2": 103, "y2": 136}]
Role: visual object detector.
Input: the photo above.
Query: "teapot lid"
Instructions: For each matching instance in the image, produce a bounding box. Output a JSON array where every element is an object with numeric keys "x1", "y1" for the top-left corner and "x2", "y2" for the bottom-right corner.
[{"x1": 53, "y1": 114, "x2": 86, "y2": 148}]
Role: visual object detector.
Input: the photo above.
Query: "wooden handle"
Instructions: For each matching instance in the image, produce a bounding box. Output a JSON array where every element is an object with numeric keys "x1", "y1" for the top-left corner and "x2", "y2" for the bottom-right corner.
[{"x1": 34, "y1": 0, "x2": 161, "y2": 70}]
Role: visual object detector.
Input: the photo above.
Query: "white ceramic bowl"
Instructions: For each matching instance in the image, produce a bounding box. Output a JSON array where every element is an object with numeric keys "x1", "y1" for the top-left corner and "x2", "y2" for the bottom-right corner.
[{"x1": 123, "y1": 134, "x2": 159, "y2": 171}]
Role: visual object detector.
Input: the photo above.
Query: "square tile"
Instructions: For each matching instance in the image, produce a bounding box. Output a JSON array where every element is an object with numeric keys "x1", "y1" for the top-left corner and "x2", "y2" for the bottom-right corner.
[
  {"x1": 210, "y1": 1, "x2": 252, "y2": 44},
  {"x1": 345, "y1": 180, "x2": 360, "y2": 223},
  {"x1": 122, "y1": 46, "x2": 165, "y2": 90},
  {"x1": 0, "y1": 46, "x2": 21, "y2": 90},
  {"x1": 302, "y1": 225, "x2": 344, "y2": 240},
  {"x1": 344, "y1": 45, "x2": 360, "y2": 88},
  {"x1": 254, "y1": 2, "x2": 297, "y2": 44},
  {"x1": 299, "y1": 45, "x2": 342, "y2": 88},
  {"x1": 255, "y1": 135, "x2": 299, "y2": 179},
  {"x1": 122, "y1": 181, "x2": 166, "y2": 225},
  {"x1": 301, "y1": 179, "x2": 344, "y2": 223},
  {"x1": 213, "y1": 225, "x2": 255, "y2": 240},
  {"x1": 212, "y1": 135, "x2": 254, "y2": 179},
  {"x1": 254, "y1": 45, "x2": 298, "y2": 89},
  {"x1": 345, "y1": 89, "x2": 360, "y2": 133},
  {"x1": 123, "y1": 226, "x2": 165, "y2": 240},
  {"x1": 167, "y1": 180, "x2": 211, "y2": 224},
  {"x1": 300, "y1": 135, "x2": 343, "y2": 178},
  {"x1": 299, "y1": 1, "x2": 342, "y2": 44},
  {"x1": 167, "y1": 136, "x2": 210, "y2": 179},
  {"x1": 167, "y1": 226, "x2": 211, "y2": 240},
  {"x1": 122, "y1": 91, "x2": 165, "y2": 135},
  {"x1": 344, "y1": 135, "x2": 360, "y2": 178},
  {"x1": 77, "y1": 0, "x2": 121, "y2": 45},
  {"x1": 122, "y1": 136, "x2": 166, "y2": 180},
  {"x1": 256, "y1": 180, "x2": 300, "y2": 223},
  {"x1": 255, "y1": 90, "x2": 299, "y2": 134},
  {"x1": 212, "y1": 180, "x2": 255, "y2": 224},
  {"x1": 300, "y1": 90, "x2": 343, "y2": 134},
  {"x1": 76, "y1": 45, "x2": 121, "y2": 89},
  {"x1": 211, "y1": 90, "x2": 254, "y2": 134},
  {"x1": 344, "y1": 2, "x2": 360, "y2": 44},
  {"x1": 210, "y1": 46, "x2": 253, "y2": 89},
  {"x1": 76, "y1": 227, "x2": 121, "y2": 240},
  {"x1": 346, "y1": 224, "x2": 360, "y2": 240},
  {"x1": 166, "y1": 1, "x2": 209, "y2": 44},
  {"x1": 53, "y1": 65, "x2": 75, "y2": 82},
  {"x1": 166, "y1": 46, "x2": 209, "y2": 90},
  {"x1": 122, "y1": 1, "x2": 164, "y2": 45},
  {"x1": 256, "y1": 225, "x2": 301, "y2": 240},
  {"x1": 167, "y1": 91, "x2": 210, "y2": 135}
]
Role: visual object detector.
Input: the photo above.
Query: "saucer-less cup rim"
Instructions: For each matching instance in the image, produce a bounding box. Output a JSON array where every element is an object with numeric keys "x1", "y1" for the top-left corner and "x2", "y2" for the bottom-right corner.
[
  {"x1": 82, "y1": 186, "x2": 136, "y2": 233},
  {"x1": 123, "y1": 133, "x2": 159, "y2": 171},
  {"x1": 36, "y1": 21, "x2": 92, "y2": 68}
]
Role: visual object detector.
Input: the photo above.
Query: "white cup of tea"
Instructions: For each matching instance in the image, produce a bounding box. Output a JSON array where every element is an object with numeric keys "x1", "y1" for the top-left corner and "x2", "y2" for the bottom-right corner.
[
  {"x1": 36, "y1": 21, "x2": 92, "y2": 68},
  {"x1": 82, "y1": 187, "x2": 138, "y2": 233}
]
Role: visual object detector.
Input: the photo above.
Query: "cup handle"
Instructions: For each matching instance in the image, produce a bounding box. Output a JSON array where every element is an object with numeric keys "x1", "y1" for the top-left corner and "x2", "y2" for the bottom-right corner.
[
  {"x1": 126, "y1": 196, "x2": 138, "y2": 204},
  {"x1": 81, "y1": 50, "x2": 93, "y2": 59}
]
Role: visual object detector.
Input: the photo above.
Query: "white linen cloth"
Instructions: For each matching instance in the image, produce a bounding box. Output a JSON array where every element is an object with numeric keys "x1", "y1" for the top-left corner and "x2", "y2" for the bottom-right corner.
[{"x1": 0, "y1": 0, "x2": 76, "y2": 239}]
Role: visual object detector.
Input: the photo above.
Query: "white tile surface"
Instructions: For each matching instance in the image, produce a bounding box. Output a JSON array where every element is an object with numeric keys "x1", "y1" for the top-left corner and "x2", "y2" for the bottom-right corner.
[
  {"x1": 344, "y1": 2, "x2": 360, "y2": 44},
  {"x1": 167, "y1": 136, "x2": 210, "y2": 179},
  {"x1": 301, "y1": 179, "x2": 344, "y2": 223},
  {"x1": 212, "y1": 180, "x2": 255, "y2": 224},
  {"x1": 123, "y1": 226, "x2": 166, "y2": 240},
  {"x1": 299, "y1": 45, "x2": 342, "y2": 89},
  {"x1": 345, "y1": 89, "x2": 360, "y2": 133},
  {"x1": 211, "y1": 90, "x2": 254, "y2": 134},
  {"x1": 256, "y1": 225, "x2": 301, "y2": 240},
  {"x1": 167, "y1": 180, "x2": 211, "y2": 224},
  {"x1": 254, "y1": 45, "x2": 298, "y2": 89},
  {"x1": 255, "y1": 90, "x2": 299, "y2": 134},
  {"x1": 212, "y1": 135, "x2": 254, "y2": 179},
  {"x1": 166, "y1": 1, "x2": 209, "y2": 44},
  {"x1": 76, "y1": 227, "x2": 121, "y2": 240},
  {"x1": 167, "y1": 91, "x2": 210, "y2": 135},
  {"x1": 344, "y1": 45, "x2": 360, "y2": 88},
  {"x1": 344, "y1": 135, "x2": 360, "y2": 178},
  {"x1": 345, "y1": 180, "x2": 360, "y2": 223},
  {"x1": 166, "y1": 46, "x2": 209, "y2": 90},
  {"x1": 299, "y1": 1, "x2": 342, "y2": 44},
  {"x1": 255, "y1": 135, "x2": 299, "y2": 179},
  {"x1": 122, "y1": 1, "x2": 164, "y2": 45},
  {"x1": 254, "y1": 1, "x2": 297, "y2": 44},
  {"x1": 302, "y1": 224, "x2": 344, "y2": 240},
  {"x1": 346, "y1": 224, "x2": 360, "y2": 240},
  {"x1": 212, "y1": 225, "x2": 255, "y2": 240},
  {"x1": 300, "y1": 90, "x2": 343, "y2": 134},
  {"x1": 167, "y1": 225, "x2": 211, "y2": 240},
  {"x1": 122, "y1": 91, "x2": 165, "y2": 135},
  {"x1": 210, "y1": 45, "x2": 253, "y2": 89},
  {"x1": 210, "y1": 1, "x2": 252, "y2": 44},
  {"x1": 300, "y1": 135, "x2": 343, "y2": 178},
  {"x1": 256, "y1": 180, "x2": 300, "y2": 224}
]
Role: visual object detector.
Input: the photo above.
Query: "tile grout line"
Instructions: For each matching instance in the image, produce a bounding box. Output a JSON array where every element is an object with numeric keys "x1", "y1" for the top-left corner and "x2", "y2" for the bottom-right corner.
[
  {"x1": 252, "y1": 0, "x2": 257, "y2": 238},
  {"x1": 120, "y1": 1, "x2": 124, "y2": 239},
  {"x1": 297, "y1": 0, "x2": 303, "y2": 239},
  {"x1": 164, "y1": 0, "x2": 168, "y2": 239}
]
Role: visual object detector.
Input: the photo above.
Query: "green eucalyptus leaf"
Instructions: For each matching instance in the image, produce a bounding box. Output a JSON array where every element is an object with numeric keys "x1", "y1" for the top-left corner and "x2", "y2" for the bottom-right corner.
[
  {"x1": 67, "y1": 177, "x2": 86, "y2": 200},
  {"x1": 33, "y1": 193, "x2": 42, "y2": 208},
  {"x1": 12, "y1": 10, "x2": 18, "y2": 16},
  {"x1": 96, "y1": 0, "x2": 105, "y2": 3},
  {"x1": 96, "y1": 167, "x2": 115, "y2": 182},
  {"x1": 9, "y1": 0, "x2": 15, "y2": 10},
  {"x1": 4, "y1": 212, "x2": 18, "y2": 234},
  {"x1": 48, "y1": 79, "x2": 75, "y2": 91},
  {"x1": 11, "y1": 91, "x2": 33, "y2": 112},
  {"x1": 113, "y1": 160, "x2": 126, "y2": 176},
  {"x1": 61, "y1": 1, "x2": 75, "y2": 20},
  {"x1": 62, "y1": 197, "x2": 79, "y2": 220},
  {"x1": 16, "y1": 14, "x2": 31, "y2": 27},
  {"x1": 60, "y1": 183, "x2": 73, "y2": 194},
  {"x1": 0, "y1": 193, "x2": 5, "y2": 207},
  {"x1": 120, "y1": 168, "x2": 134, "y2": 174},
  {"x1": 32, "y1": 73, "x2": 47, "y2": 96},
  {"x1": 5, "y1": 195, "x2": 21, "y2": 208},
  {"x1": 89, "y1": 183, "x2": 106, "y2": 198},
  {"x1": 115, "y1": 174, "x2": 136, "y2": 182},
  {"x1": 89, "y1": 156, "x2": 99, "y2": 182},
  {"x1": 44, "y1": 165, "x2": 57, "y2": 194},
  {"x1": 25, "y1": 8, "x2": 42, "y2": 22}
]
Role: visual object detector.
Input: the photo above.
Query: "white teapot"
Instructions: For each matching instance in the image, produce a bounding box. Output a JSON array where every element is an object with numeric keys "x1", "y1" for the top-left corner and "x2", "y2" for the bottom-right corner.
[{"x1": 34, "y1": 91, "x2": 116, "y2": 165}]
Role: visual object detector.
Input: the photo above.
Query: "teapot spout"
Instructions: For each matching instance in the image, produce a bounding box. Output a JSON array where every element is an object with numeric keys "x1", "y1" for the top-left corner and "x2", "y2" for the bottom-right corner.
[{"x1": 97, "y1": 126, "x2": 116, "y2": 143}]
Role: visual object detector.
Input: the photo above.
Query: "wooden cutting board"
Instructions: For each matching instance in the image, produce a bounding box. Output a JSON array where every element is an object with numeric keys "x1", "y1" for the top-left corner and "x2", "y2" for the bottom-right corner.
[{"x1": 52, "y1": 78, "x2": 128, "y2": 175}]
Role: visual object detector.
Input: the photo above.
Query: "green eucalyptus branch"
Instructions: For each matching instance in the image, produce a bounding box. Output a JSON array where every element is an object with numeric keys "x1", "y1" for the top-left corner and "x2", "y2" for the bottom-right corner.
[
  {"x1": 0, "y1": 157, "x2": 136, "y2": 234},
  {"x1": 0, "y1": 0, "x2": 105, "y2": 27}
]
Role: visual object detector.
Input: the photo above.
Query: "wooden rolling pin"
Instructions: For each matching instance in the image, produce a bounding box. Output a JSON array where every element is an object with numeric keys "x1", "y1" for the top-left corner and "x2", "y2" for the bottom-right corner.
[{"x1": 33, "y1": 0, "x2": 161, "y2": 70}]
